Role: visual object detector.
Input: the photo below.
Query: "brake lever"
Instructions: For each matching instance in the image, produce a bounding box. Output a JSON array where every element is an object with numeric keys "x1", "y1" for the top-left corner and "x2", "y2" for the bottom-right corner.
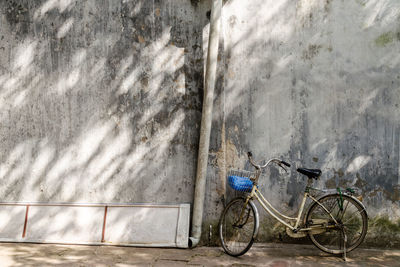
[{"x1": 278, "y1": 163, "x2": 288, "y2": 173}]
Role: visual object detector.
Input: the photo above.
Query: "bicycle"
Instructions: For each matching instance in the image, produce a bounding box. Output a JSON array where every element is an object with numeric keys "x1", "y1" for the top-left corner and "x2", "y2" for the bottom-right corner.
[{"x1": 219, "y1": 152, "x2": 368, "y2": 260}]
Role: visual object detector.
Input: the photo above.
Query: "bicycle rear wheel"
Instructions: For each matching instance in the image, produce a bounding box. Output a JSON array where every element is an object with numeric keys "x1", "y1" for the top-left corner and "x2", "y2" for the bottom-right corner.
[
  {"x1": 219, "y1": 197, "x2": 258, "y2": 256},
  {"x1": 306, "y1": 194, "x2": 368, "y2": 254}
]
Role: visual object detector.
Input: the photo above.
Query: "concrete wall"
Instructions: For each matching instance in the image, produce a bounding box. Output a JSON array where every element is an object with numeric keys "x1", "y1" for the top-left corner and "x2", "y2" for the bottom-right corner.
[
  {"x1": 1, "y1": 0, "x2": 399, "y2": 247},
  {"x1": 0, "y1": 0, "x2": 209, "y2": 204},
  {"x1": 203, "y1": 0, "x2": 400, "y2": 246}
]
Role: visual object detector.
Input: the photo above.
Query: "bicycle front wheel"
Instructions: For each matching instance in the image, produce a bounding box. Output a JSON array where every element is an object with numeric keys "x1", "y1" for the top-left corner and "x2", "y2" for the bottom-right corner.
[
  {"x1": 219, "y1": 197, "x2": 258, "y2": 256},
  {"x1": 306, "y1": 194, "x2": 368, "y2": 254}
]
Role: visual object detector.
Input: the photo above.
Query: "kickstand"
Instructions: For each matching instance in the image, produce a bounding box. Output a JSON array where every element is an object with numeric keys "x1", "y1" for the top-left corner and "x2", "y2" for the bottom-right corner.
[{"x1": 342, "y1": 229, "x2": 347, "y2": 261}]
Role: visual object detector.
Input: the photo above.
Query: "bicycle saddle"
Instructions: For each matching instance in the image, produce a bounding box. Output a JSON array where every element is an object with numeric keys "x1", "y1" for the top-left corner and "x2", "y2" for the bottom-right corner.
[{"x1": 297, "y1": 168, "x2": 321, "y2": 179}]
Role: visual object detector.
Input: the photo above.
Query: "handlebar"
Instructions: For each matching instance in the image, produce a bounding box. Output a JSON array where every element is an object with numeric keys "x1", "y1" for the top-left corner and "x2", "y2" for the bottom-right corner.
[{"x1": 247, "y1": 151, "x2": 291, "y2": 171}]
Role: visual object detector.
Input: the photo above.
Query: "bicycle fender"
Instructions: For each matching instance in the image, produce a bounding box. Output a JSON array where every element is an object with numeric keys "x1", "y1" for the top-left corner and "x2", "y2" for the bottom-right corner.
[
  {"x1": 336, "y1": 193, "x2": 368, "y2": 218},
  {"x1": 313, "y1": 193, "x2": 368, "y2": 220},
  {"x1": 347, "y1": 194, "x2": 368, "y2": 219}
]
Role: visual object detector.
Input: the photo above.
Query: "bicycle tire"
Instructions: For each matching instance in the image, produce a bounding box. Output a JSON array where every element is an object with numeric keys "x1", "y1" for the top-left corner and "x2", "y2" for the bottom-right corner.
[
  {"x1": 305, "y1": 193, "x2": 368, "y2": 255},
  {"x1": 219, "y1": 197, "x2": 259, "y2": 256}
]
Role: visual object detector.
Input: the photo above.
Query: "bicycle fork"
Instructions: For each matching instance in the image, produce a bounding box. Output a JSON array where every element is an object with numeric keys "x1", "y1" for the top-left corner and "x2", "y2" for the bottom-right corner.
[{"x1": 234, "y1": 196, "x2": 252, "y2": 227}]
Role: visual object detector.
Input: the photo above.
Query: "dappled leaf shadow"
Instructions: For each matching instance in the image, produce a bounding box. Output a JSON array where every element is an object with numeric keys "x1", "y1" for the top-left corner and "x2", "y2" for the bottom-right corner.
[
  {"x1": 0, "y1": 0, "x2": 399, "y2": 251},
  {"x1": 0, "y1": 0, "x2": 211, "y2": 246}
]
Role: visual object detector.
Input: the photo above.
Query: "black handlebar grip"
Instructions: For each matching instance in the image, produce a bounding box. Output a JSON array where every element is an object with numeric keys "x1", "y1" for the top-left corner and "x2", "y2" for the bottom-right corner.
[
  {"x1": 247, "y1": 151, "x2": 253, "y2": 158},
  {"x1": 281, "y1": 160, "x2": 291, "y2": 167}
]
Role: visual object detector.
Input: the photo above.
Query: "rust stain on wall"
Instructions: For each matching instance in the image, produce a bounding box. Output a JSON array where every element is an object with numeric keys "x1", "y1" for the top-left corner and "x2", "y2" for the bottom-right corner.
[
  {"x1": 138, "y1": 35, "x2": 145, "y2": 43},
  {"x1": 215, "y1": 123, "x2": 226, "y2": 197},
  {"x1": 214, "y1": 125, "x2": 246, "y2": 197}
]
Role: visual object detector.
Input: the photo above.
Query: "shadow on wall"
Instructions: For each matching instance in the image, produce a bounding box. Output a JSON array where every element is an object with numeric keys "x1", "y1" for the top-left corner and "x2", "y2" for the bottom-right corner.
[
  {"x1": 215, "y1": 0, "x2": 400, "y2": 220},
  {"x1": 1, "y1": 0, "x2": 400, "y2": 248},
  {"x1": 0, "y1": 0, "x2": 221, "y2": 247},
  {"x1": 0, "y1": 0, "x2": 211, "y2": 216}
]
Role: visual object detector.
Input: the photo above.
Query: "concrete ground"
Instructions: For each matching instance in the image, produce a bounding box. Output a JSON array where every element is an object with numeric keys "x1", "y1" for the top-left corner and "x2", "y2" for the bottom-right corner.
[{"x1": 0, "y1": 242, "x2": 398, "y2": 267}]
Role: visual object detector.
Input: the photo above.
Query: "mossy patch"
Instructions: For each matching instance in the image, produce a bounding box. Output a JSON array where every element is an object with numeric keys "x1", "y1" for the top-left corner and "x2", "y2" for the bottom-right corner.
[
  {"x1": 355, "y1": 0, "x2": 367, "y2": 7},
  {"x1": 201, "y1": 220, "x2": 221, "y2": 246},
  {"x1": 370, "y1": 216, "x2": 400, "y2": 233},
  {"x1": 257, "y1": 217, "x2": 286, "y2": 242},
  {"x1": 256, "y1": 217, "x2": 310, "y2": 244},
  {"x1": 375, "y1": 32, "x2": 394, "y2": 47},
  {"x1": 364, "y1": 216, "x2": 400, "y2": 248}
]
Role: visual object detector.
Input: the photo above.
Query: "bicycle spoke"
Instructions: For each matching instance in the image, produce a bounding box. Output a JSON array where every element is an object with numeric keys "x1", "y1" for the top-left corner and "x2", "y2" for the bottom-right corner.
[
  {"x1": 219, "y1": 197, "x2": 257, "y2": 256},
  {"x1": 342, "y1": 209, "x2": 364, "y2": 224},
  {"x1": 339, "y1": 200, "x2": 350, "y2": 221},
  {"x1": 307, "y1": 194, "x2": 367, "y2": 255},
  {"x1": 321, "y1": 198, "x2": 336, "y2": 214}
]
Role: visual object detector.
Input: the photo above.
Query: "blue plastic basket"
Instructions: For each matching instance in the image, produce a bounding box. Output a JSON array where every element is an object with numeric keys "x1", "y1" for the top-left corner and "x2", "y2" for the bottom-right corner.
[{"x1": 227, "y1": 170, "x2": 255, "y2": 192}]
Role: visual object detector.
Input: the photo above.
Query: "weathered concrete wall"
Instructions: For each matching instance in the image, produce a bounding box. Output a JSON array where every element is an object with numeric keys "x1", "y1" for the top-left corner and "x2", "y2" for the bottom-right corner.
[
  {"x1": 203, "y1": 0, "x2": 400, "y2": 246},
  {"x1": 0, "y1": 0, "x2": 209, "y2": 204},
  {"x1": 1, "y1": 0, "x2": 399, "y2": 247}
]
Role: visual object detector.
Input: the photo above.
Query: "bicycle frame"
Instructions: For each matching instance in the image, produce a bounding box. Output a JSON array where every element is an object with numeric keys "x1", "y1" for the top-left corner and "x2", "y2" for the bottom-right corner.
[
  {"x1": 220, "y1": 153, "x2": 368, "y2": 260},
  {"x1": 244, "y1": 179, "x2": 339, "y2": 232}
]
